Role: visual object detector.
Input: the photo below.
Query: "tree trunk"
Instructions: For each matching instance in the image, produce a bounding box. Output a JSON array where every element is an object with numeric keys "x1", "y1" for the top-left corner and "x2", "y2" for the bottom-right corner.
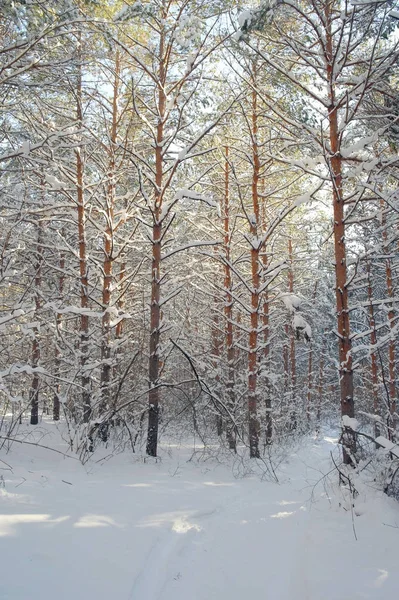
[
  {"x1": 261, "y1": 179, "x2": 272, "y2": 444},
  {"x1": 223, "y1": 146, "x2": 236, "y2": 451},
  {"x1": 248, "y1": 83, "x2": 261, "y2": 458},
  {"x1": 53, "y1": 251, "x2": 65, "y2": 421},
  {"x1": 30, "y1": 220, "x2": 43, "y2": 425},
  {"x1": 100, "y1": 50, "x2": 121, "y2": 442},
  {"x1": 287, "y1": 237, "x2": 297, "y2": 429},
  {"x1": 115, "y1": 260, "x2": 126, "y2": 342},
  {"x1": 76, "y1": 43, "x2": 91, "y2": 425},
  {"x1": 211, "y1": 268, "x2": 223, "y2": 437},
  {"x1": 283, "y1": 324, "x2": 289, "y2": 393},
  {"x1": 146, "y1": 26, "x2": 166, "y2": 457},
  {"x1": 306, "y1": 279, "x2": 319, "y2": 423},
  {"x1": 325, "y1": 5, "x2": 355, "y2": 464},
  {"x1": 306, "y1": 343, "x2": 313, "y2": 423},
  {"x1": 366, "y1": 260, "x2": 379, "y2": 435},
  {"x1": 381, "y1": 203, "x2": 396, "y2": 437},
  {"x1": 316, "y1": 329, "x2": 328, "y2": 429}
]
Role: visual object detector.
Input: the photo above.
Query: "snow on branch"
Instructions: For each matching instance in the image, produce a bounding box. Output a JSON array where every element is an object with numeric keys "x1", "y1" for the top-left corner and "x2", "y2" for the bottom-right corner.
[
  {"x1": 235, "y1": 1, "x2": 280, "y2": 40},
  {"x1": 162, "y1": 240, "x2": 221, "y2": 261},
  {"x1": 174, "y1": 188, "x2": 218, "y2": 209},
  {"x1": 374, "y1": 437, "x2": 399, "y2": 459},
  {"x1": 342, "y1": 415, "x2": 360, "y2": 431}
]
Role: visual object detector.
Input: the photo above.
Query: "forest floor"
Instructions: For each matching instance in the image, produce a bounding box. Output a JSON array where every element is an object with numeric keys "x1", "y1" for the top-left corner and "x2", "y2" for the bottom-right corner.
[{"x1": 1, "y1": 424, "x2": 398, "y2": 600}]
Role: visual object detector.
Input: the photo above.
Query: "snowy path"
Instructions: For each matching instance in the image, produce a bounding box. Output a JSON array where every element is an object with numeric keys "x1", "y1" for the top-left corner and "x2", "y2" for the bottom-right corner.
[{"x1": 1, "y1": 432, "x2": 398, "y2": 600}]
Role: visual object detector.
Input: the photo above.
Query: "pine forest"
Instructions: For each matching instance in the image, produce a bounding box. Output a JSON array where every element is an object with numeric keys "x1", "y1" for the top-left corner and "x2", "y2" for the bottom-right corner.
[{"x1": 1, "y1": 2, "x2": 399, "y2": 598}]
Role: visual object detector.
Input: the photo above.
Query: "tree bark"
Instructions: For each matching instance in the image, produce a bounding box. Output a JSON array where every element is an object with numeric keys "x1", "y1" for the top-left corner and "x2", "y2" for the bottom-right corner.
[
  {"x1": 30, "y1": 219, "x2": 43, "y2": 425},
  {"x1": 325, "y1": 4, "x2": 355, "y2": 464},
  {"x1": 287, "y1": 236, "x2": 297, "y2": 429},
  {"x1": 211, "y1": 265, "x2": 223, "y2": 437},
  {"x1": 306, "y1": 343, "x2": 313, "y2": 423},
  {"x1": 366, "y1": 260, "x2": 379, "y2": 434},
  {"x1": 223, "y1": 146, "x2": 237, "y2": 451},
  {"x1": 261, "y1": 198, "x2": 272, "y2": 444},
  {"x1": 53, "y1": 251, "x2": 65, "y2": 421},
  {"x1": 76, "y1": 41, "x2": 91, "y2": 425},
  {"x1": 248, "y1": 83, "x2": 261, "y2": 458},
  {"x1": 381, "y1": 204, "x2": 397, "y2": 435},
  {"x1": 146, "y1": 23, "x2": 166, "y2": 457},
  {"x1": 99, "y1": 50, "x2": 121, "y2": 442}
]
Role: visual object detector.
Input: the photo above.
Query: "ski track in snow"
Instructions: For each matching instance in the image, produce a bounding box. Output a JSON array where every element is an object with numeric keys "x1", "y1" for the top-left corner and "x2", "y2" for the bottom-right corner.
[
  {"x1": 154, "y1": 473, "x2": 314, "y2": 600},
  {"x1": 1, "y1": 431, "x2": 399, "y2": 600},
  {"x1": 129, "y1": 507, "x2": 219, "y2": 600}
]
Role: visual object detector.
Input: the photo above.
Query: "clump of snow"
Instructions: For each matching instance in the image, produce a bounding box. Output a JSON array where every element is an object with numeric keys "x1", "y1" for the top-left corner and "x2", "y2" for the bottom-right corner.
[
  {"x1": 238, "y1": 9, "x2": 255, "y2": 29},
  {"x1": 186, "y1": 52, "x2": 196, "y2": 73},
  {"x1": 281, "y1": 293, "x2": 302, "y2": 312},
  {"x1": 165, "y1": 96, "x2": 175, "y2": 111},
  {"x1": 20, "y1": 140, "x2": 30, "y2": 155},
  {"x1": 235, "y1": 1, "x2": 278, "y2": 40},
  {"x1": 248, "y1": 213, "x2": 257, "y2": 226},
  {"x1": 178, "y1": 146, "x2": 189, "y2": 161},
  {"x1": 293, "y1": 313, "x2": 307, "y2": 330},
  {"x1": 45, "y1": 174, "x2": 64, "y2": 190},
  {"x1": 234, "y1": 9, "x2": 257, "y2": 40},
  {"x1": 358, "y1": 411, "x2": 382, "y2": 422},
  {"x1": 114, "y1": 2, "x2": 143, "y2": 21},
  {"x1": 342, "y1": 415, "x2": 359, "y2": 431},
  {"x1": 174, "y1": 14, "x2": 203, "y2": 49},
  {"x1": 340, "y1": 134, "x2": 377, "y2": 158},
  {"x1": 294, "y1": 192, "x2": 311, "y2": 207},
  {"x1": 292, "y1": 314, "x2": 312, "y2": 340},
  {"x1": 375, "y1": 436, "x2": 399, "y2": 458},
  {"x1": 175, "y1": 188, "x2": 217, "y2": 208},
  {"x1": 9, "y1": 395, "x2": 23, "y2": 404}
]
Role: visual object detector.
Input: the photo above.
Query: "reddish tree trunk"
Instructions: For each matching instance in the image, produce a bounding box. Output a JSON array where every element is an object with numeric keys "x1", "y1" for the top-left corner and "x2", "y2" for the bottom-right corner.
[
  {"x1": 223, "y1": 146, "x2": 236, "y2": 451},
  {"x1": 325, "y1": 5, "x2": 355, "y2": 463},
  {"x1": 248, "y1": 84, "x2": 261, "y2": 458}
]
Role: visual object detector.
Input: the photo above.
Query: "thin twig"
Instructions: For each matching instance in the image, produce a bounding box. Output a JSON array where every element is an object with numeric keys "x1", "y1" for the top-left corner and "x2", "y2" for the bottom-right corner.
[{"x1": 0, "y1": 436, "x2": 79, "y2": 460}]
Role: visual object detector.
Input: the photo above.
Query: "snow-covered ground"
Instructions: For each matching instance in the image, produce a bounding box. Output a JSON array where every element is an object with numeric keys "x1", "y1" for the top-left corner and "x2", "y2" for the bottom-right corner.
[{"x1": 1, "y1": 427, "x2": 398, "y2": 600}]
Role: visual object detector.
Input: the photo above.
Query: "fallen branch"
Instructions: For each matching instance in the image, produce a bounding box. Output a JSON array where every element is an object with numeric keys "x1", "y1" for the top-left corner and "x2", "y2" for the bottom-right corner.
[{"x1": 0, "y1": 436, "x2": 79, "y2": 461}]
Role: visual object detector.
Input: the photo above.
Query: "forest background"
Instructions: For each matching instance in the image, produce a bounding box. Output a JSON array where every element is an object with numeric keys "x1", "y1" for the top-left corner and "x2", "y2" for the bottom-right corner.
[{"x1": 1, "y1": 0, "x2": 399, "y2": 477}]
